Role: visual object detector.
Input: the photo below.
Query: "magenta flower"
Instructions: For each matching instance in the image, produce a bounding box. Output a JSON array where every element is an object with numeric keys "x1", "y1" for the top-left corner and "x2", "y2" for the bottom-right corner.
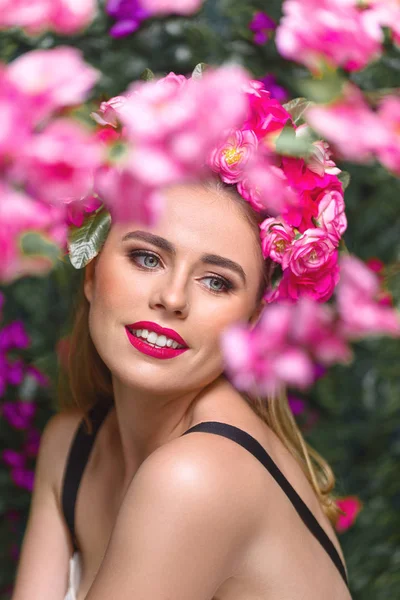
[
  {"x1": 11, "y1": 467, "x2": 35, "y2": 492},
  {"x1": 375, "y1": 95, "x2": 400, "y2": 176},
  {"x1": 208, "y1": 128, "x2": 258, "y2": 184},
  {"x1": 106, "y1": 0, "x2": 151, "y2": 38},
  {"x1": 335, "y1": 496, "x2": 363, "y2": 533},
  {"x1": 2, "y1": 449, "x2": 25, "y2": 469},
  {"x1": 0, "y1": 321, "x2": 29, "y2": 351},
  {"x1": 142, "y1": 0, "x2": 203, "y2": 16},
  {"x1": 336, "y1": 255, "x2": 400, "y2": 339},
  {"x1": 260, "y1": 217, "x2": 296, "y2": 264},
  {"x1": 288, "y1": 394, "x2": 306, "y2": 416},
  {"x1": 276, "y1": 0, "x2": 384, "y2": 73},
  {"x1": 282, "y1": 228, "x2": 336, "y2": 276},
  {"x1": 316, "y1": 189, "x2": 347, "y2": 244},
  {"x1": 91, "y1": 95, "x2": 128, "y2": 127},
  {"x1": 249, "y1": 11, "x2": 276, "y2": 45},
  {"x1": 259, "y1": 74, "x2": 289, "y2": 103},
  {"x1": 24, "y1": 428, "x2": 41, "y2": 458},
  {"x1": 243, "y1": 84, "x2": 292, "y2": 144},
  {"x1": 2, "y1": 401, "x2": 37, "y2": 430},
  {"x1": 65, "y1": 195, "x2": 103, "y2": 228}
]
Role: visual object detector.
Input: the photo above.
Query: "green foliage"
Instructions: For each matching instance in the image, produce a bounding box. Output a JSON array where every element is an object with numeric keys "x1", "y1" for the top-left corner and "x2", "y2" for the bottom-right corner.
[
  {"x1": 1, "y1": 1, "x2": 400, "y2": 599},
  {"x1": 67, "y1": 208, "x2": 111, "y2": 269}
]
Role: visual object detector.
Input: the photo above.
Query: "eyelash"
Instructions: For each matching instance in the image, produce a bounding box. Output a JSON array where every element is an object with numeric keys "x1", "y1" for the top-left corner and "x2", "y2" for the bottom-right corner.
[{"x1": 126, "y1": 250, "x2": 235, "y2": 295}]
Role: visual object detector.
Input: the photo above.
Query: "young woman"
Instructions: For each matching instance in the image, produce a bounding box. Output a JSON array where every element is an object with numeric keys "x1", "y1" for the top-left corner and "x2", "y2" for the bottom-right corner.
[{"x1": 12, "y1": 178, "x2": 351, "y2": 600}]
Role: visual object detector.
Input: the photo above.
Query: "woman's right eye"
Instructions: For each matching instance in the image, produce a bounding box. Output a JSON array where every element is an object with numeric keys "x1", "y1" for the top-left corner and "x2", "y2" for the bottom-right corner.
[{"x1": 127, "y1": 250, "x2": 161, "y2": 269}]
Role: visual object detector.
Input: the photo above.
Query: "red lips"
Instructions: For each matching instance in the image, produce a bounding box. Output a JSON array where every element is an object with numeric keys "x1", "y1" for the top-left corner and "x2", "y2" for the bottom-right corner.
[{"x1": 126, "y1": 321, "x2": 188, "y2": 347}]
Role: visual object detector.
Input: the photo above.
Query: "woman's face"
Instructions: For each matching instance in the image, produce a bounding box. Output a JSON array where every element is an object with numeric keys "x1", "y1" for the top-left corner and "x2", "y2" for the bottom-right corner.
[{"x1": 84, "y1": 182, "x2": 264, "y2": 396}]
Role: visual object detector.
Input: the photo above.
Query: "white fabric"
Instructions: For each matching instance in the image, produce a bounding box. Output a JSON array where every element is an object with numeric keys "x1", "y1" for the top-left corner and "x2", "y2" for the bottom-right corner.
[{"x1": 64, "y1": 551, "x2": 82, "y2": 600}]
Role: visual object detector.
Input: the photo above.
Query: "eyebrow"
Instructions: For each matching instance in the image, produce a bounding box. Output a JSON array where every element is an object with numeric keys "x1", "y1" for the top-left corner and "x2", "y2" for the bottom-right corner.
[{"x1": 122, "y1": 230, "x2": 247, "y2": 285}]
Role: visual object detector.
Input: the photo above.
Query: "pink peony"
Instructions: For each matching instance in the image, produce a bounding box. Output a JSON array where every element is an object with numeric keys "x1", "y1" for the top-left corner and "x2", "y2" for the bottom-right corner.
[
  {"x1": 282, "y1": 228, "x2": 336, "y2": 275},
  {"x1": 336, "y1": 255, "x2": 400, "y2": 338},
  {"x1": 17, "y1": 119, "x2": 103, "y2": 204},
  {"x1": 141, "y1": 0, "x2": 203, "y2": 15},
  {"x1": 276, "y1": 0, "x2": 384, "y2": 73},
  {"x1": 316, "y1": 189, "x2": 347, "y2": 243},
  {"x1": 335, "y1": 496, "x2": 363, "y2": 533},
  {"x1": 305, "y1": 83, "x2": 388, "y2": 163},
  {"x1": 260, "y1": 217, "x2": 296, "y2": 263},
  {"x1": 374, "y1": 95, "x2": 400, "y2": 176},
  {"x1": 7, "y1": 46, "x2": 99, "y2": 124},
  {"x1": 208, "y1": 128, "x2": 258, "y2": 184}
]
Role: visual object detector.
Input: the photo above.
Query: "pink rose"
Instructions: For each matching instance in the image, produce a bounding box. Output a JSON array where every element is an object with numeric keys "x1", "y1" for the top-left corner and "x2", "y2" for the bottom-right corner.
[
  {"x1": 260, "y1": 217, "x2": 295, "y2": 263},
  {"x1": 316, "y1": 189, "x2": 347, "y2": 244},
  {"x1": 283, "y1": 228, "x2": 336, "y2": 275},
  {"x1": 141, "y1": 0, "x2": 203, "y2": 16},
  {"x1": 243, "y1": 85, "x2": 291, "y2": 145},
  {"x1": 0, "y1": 0, "x2": 96, "y2": 34},
  {"x1": 208, "y1": 128, "x2": 258, "y2": 184},
  {"x1": 266, "y1": 251, "x2": 340, "y2": 303},
  {"x1": 91, "y1": 95, "x2": 128, "y2": 128}
]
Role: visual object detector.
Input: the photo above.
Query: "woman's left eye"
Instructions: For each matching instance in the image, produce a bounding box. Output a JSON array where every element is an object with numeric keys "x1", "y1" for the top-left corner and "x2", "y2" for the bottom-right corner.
[
  {"x1": 202, "y1": 276, "x2": 234, "y2": 294},
  {"x1": 128, "y1": 250, "x2": 161, "y2": 269}
]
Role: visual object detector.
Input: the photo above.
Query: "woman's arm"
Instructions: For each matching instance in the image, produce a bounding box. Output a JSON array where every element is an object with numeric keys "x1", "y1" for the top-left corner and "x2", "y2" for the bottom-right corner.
[
  {"x1": 11, "y1": 412, "x2": 81, "y2": 600},
  {"x1": 84, "y1": 433, "x2": 259, "y2": 600}
]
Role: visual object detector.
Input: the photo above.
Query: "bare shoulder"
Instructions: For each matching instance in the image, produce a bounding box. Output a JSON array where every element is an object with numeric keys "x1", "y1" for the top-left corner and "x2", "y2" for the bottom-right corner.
[{"x1": 39, "y1": 407, "x2": 85, "y2": 506}]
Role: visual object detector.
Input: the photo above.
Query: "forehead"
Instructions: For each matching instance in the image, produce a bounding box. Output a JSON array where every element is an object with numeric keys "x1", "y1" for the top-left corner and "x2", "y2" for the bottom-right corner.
[{"x1": 110, "y1": 182, "x2": 262, "y2": 268}]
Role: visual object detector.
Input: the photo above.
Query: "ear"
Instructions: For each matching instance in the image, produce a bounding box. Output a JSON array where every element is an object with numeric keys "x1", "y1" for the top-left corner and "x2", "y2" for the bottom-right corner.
[
  {"x1": 83, "y1": 258, "x2": 97, "y2": 304},
  {"x1": 248, "y1": 300, "x2": 266, "y2": 330}
]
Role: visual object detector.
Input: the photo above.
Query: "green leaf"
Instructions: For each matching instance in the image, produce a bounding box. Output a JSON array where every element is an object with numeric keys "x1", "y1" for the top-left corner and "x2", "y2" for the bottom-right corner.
[
  {"x1": 68, "y1": 210, "x2": 111, "y2": 269},
  {"x1": 275, "y1": 124, "x2": 313, "y2": 157},
  {"x1": 192, "y1": 63, "x2": 209, "y2": 80},
  {"x1": 20, "y1": 232, "x2": 61, "y2": 265},
  {"x1": 338, "y1": 170, "x2": 351, "y2": 190},
  {"x1": 140, "y1": 68, "x2": 155, "y2": 81},
  {"x1": 283, "y1": 97, "x2": 314, "y2": 125}
]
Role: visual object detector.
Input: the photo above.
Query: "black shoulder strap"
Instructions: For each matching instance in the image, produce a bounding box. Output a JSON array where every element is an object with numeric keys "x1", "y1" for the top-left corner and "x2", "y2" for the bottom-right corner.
[
  {"x1": 181, "y1": 421, "x2": 349, "y2": 589},
  {"x1": 61, "y1": 402, "x2": 112, "y2": 552}
]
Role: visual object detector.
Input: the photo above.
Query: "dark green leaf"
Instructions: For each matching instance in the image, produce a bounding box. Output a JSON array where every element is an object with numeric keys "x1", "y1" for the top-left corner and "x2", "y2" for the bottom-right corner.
[
  {"x1": 283, "y1": 97, "x2": 314, "y2": 125},
  {"x1": 338, "y1": 170, "x2": 351, "y2": 190},
  {"x1": 140, "y1": 68, "x2": 155, "y2": 81},
  {"x1": 67, "y1": 210, "x2": 111, "y2": 269}
]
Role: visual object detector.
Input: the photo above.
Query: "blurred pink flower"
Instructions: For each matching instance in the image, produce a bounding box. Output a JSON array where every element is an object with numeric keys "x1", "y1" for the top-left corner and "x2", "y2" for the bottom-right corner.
[
  {"x1": 208, "y1": 128, "x2": 258, "y2": 184},
  {"x1": 0, "y1": 0, "x2": 96, "y2": 35},
  {"x1": 91, "y1": 95, "x2": 128, "y2": 128},
  {"x1": 282, "y1": 228, "x2": 336, "y2": 276},
  {"x1": 142, "y1": 0, "x2": 203, "y2": 15},
  {"x1": 374, "y1": 95, "x2": 400, "y2": 176},
  {"x1": 315, "y1": 189, "x2": 347, "y2": 244},
  {"x1": 267, "y1": 250, "x2": 340, "y2": 303},
  {"x1": 335, "y1": 496, "x2": 363, "y2": 533},
  {"x1": 243, "y1": 85, "x2": 292, "y2": 145},
  {"x1": 260, "y1": 217, "x2": 296, "y2": 264},
  {"x1": 305, "y1": 83, "x2": 387, "y2": 163},
  {"x1": 2, "y1": 400, "x2": 37, "y2": 430},
  {"x1": 17, "y1": 119, "x2": 103, "y2": 204},
  {"x1": 369, "y1": 0, "x2": 400, "y2": 47},
  {"x1": 276, "y1": 0, "x2": 383, "y2": 73},
  {"x1": 94, "y1": 166, "x2": 164, "y2": 224},
  {"x1": 65, "y1": 195, "x2": 103, "y2": 227},
  {"x1": 336, "y1": 255, "x2": 400, "y2": 338},
  {"x1": 0, "y1": 183, "x2": 67, "y2": 283},
  {"x1": 7, "y1": 46, "x2": 99, "y2": 124},
  {"x1": 249, "y1": 11, "x2": 276, "y2": 45}
]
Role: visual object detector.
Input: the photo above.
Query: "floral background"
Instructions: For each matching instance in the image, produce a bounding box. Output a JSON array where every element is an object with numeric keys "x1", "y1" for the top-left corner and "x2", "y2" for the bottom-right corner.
[{"x1": 0, "y1": 1, "x2": 399, "y2": 598}]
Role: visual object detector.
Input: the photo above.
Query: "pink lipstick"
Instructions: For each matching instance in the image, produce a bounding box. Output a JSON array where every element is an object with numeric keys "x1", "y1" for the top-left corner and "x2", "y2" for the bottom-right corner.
[{"x1": 125, "y1": 321, "x2": 189, "y2": 360}]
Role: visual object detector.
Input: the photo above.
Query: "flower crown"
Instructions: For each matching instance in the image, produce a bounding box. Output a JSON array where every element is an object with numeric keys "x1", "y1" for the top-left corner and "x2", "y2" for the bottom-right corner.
[{"x1": 67, "y1": 64, "x2": 349, "y2": 305}]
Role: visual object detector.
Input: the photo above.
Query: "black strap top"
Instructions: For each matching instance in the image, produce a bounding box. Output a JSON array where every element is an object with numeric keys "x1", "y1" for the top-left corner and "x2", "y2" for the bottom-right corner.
[{"x1": 61, "y1": 404, "x2": 349, "y2": 590}]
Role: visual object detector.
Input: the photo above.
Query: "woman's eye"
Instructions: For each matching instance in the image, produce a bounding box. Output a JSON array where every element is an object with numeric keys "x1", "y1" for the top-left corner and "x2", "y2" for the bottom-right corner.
[
  {"x1": 202, "y1": 276, "x2": 233, "y2": 294},
  {"x1": 128, "y1": 250, "x2": 161, "y2": 269}
]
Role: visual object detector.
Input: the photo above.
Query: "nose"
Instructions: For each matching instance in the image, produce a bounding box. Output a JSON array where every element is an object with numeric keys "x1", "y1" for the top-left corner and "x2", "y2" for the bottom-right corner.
[{"x1": 150, "y1": 271, "x2": 190, "y2": 318}]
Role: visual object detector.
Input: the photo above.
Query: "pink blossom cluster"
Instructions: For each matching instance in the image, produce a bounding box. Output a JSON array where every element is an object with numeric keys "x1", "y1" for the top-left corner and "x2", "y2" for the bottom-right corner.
[
  {"x1": 275, "y1": 0, "x2": 399, "y2": 74},
  {"x1": 0, "y1": 47, "x2": 102, "y2": 282},
  {"x1": 205, "y1": 79, "x2": 346, "y2": 303},
  {"x1": 305, "y1": 83, "x2": 400, "y2": 176},
  {"x1": 0, "y1": 0, "x2": 96, "y2": 35},
  {"x1": 221, "y1": 255, "x2": 400, "y2": 395},
  {"x1": 90, "y1": 67, "x2": 251, "y2": 222}
]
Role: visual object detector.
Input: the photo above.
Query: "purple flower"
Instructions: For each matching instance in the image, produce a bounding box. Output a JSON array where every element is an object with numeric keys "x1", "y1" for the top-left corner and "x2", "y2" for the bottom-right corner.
[
  {"x1": 0, "y1": 321, "x2": 30, "y2": 351},
  {"x1": 106, "y1": 0, "x2": 151, "y2": 38},
  {"x1": 288, "y1": 395, "x2": 306, "y2": 416},
  {"x1": 249, "y1": 11, "x2": 276, "y2": 45},
  {"x1": 11, "y1": 467, "x2": 35, "y2": 492},
  {"x1": 2, "y1": 401, "x2": 37, "y2": 430},
  {"x1": 259, "y1": 74, "x2": 289, "y2": 103},
  {"x1": 2, "y1": 449, "x2": 25, "y2": 469},
  {"x1": 24, "y1": 428, "x2": 41, "y2": 457},
  {"x1": 7, "y1": 359, "x2": 25, "y2": 386}
]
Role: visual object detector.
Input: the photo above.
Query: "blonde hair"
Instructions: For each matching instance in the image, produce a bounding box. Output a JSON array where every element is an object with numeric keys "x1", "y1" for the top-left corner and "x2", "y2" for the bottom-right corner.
[{"x1": 58, "y1": 177, "x2": 342, "y2": 527}]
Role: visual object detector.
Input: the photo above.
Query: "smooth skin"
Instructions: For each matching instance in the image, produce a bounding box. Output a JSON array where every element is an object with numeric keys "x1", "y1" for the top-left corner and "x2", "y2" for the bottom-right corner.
[{"x1": 12, "y1": 182, "x2": 350, "y2": 600}]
